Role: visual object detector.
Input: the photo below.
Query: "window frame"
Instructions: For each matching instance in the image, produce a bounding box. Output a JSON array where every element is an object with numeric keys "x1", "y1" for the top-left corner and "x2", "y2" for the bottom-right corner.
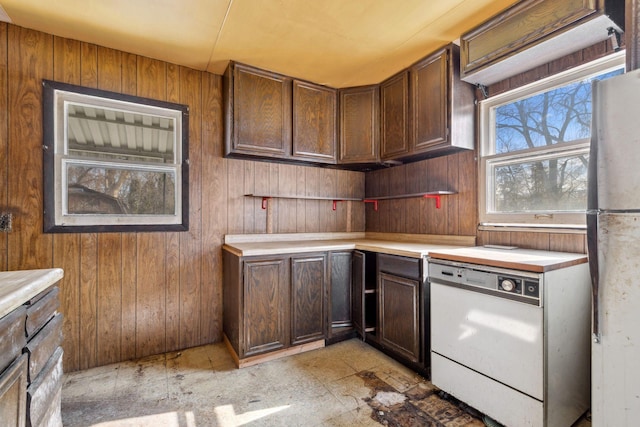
[
  {"x1": 42, "y1": 80, "x2": 190, "y2": 233},
  {"x1": 478, "y1": 51, "x2": 625, "y2": 229}
]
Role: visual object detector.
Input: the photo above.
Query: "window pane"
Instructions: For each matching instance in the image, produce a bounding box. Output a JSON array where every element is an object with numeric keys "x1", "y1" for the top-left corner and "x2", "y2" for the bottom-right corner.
[
  {"x1": 67, "y1": 103, "x2": 175, "y2": 163},
  {"x1": 66, "y1": 164, "x2": 176, "y2": 215},
  {"x1": 495, "y1": 69, "x2": 623, "y2": 154},
  {"x1": 493, "y1": 152, "x2": 588, "y2": 212}
]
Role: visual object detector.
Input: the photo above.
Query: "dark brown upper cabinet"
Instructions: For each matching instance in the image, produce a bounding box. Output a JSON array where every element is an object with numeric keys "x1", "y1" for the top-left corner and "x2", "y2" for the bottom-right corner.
[
  {"x1": 339, "y1": 85, "x2": 380, "y2": 165},
  {"x1": 410, "y1": 44, "x2": 474, "y2": 157},
  {"x1": 292, "y1": 80, "x2": 338, "y2": 164},
  {"x1": 224, "y1": 62, "x2": 293, "y2": 160},
  {"x1": 380, "y1": 71, "x2": 410, "y2": 161},
  {"x1": 460, "y1": 0, "x2": 625, "y2": 86}
]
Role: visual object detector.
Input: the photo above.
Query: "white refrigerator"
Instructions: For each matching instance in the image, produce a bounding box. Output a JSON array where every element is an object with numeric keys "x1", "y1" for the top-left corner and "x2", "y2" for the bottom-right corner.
[{"x1": 588, "y1": 69, "x2": 640, "y2": 426}]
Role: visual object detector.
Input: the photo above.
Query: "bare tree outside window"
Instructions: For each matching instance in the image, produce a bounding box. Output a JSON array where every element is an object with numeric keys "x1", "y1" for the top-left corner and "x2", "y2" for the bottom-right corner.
[{"x1": 493, "y1": 69, "x2": 622, "y2": 213}]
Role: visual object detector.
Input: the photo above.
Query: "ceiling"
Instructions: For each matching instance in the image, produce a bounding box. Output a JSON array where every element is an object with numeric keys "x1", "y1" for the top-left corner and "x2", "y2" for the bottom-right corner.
[{"x1": 0, "y1": 0, "x2": 519, "y2": 88}]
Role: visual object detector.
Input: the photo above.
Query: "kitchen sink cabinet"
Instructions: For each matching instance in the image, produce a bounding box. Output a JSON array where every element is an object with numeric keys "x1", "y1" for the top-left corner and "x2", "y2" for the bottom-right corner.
[
  {"x1": 224, "y1": 62, "x2": 293, "y2": 160},
  {"x1": 380, "y1": 71, "x2": 410, "y2": 160},
  {"x1": 339, "y1": 85, "x2": 380, "y2": 165},
  {"x1": 291, "y1": 253, "x2": 327, "y2": 345},
  {"x1": 292, "y1": 80, "x2": 338, "y2": 164},
  {"x1": 409, "y1": 44, "x2": 474, "y2": 158}
]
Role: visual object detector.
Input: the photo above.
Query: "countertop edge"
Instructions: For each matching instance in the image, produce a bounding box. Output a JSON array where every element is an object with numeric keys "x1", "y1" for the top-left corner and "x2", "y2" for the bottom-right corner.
[
  {"x1": 0, "y1": 268, "x2": 64, "y2": 319},
  {"x1": 428, "y1": 250, "x2": 588, "y2": 273}
]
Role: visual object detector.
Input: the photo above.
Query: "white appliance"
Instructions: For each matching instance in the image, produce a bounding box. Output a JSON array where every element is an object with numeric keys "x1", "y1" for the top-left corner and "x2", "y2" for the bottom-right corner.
[
  {"x1": 589, "y1": 69, "x2": 640, "y2": 426},
  {"x1": 429, "y1": 257, "x2": 591, "y2": 427}
]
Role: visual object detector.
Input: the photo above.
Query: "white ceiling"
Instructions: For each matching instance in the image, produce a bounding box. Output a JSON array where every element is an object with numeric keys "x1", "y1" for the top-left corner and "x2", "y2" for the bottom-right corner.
[{"x1": 0, "y1": 0, "x2": 519, "y2": 88}]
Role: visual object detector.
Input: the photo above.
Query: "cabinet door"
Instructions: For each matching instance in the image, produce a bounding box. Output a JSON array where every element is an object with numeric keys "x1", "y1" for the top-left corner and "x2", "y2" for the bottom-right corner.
[
  {"x1": 0, "y1": 353, "x2": 27, "y2": 427},
  {"x1": 339, "y1": 86, "x2": 380, "y2": 164},
  {"x1": 227, "y1": 63, "x2": 292, "y2": 159},
  {"x1": 329, "y1": 251, "x2": 352, "y2": 335},
  {"x1": 291, "y1": 254, "x2": 327, "y2": 345},
  {"x1": 380, "y1": 71, "x2": 409, "y2": 160},
  {"x1": 293, "y1": 80, "x2": 337, "y2": 164},
  {"x1": 411, "y1": 48, "x2": 448, "y2": 152},
  {"x1": 243, "y1": 258, "x2": 289, "y2": 357},
  {"x1": 379, "y1": 272, "x2": 420, "y2": 363},
  {"x1": 351, "y1": 250, "x2": 365, "y2": 337}
]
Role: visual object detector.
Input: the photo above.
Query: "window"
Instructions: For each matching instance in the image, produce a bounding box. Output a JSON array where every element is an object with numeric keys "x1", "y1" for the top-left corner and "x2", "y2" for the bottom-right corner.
[
  {"x1": 43, "y1": 80, "x2": 189, "y2": 232},
  {"x1": 479, "y1": 52, "x2": 625, "y2": 228}
]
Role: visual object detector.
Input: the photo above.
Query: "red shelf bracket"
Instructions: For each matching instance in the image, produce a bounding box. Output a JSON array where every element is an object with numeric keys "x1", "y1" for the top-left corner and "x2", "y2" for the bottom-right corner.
[
  {"x1": 364, "y1": 199, "x2": 379, "y2": 211},
  {"x1": 423, "y1": 194, "x2": 442, "y2": 209},
  {"x1": 332, "y1": 200, "x2": 344, "y2": 211},
  {"x1": 261, "y1": 197, "x2": 271, "y2": 210}
]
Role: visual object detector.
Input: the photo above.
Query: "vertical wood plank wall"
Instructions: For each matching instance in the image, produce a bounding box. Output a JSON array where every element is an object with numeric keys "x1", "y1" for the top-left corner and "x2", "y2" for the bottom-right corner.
[
  {"x1": 365, "y1": 151, "x2": 477, "y2": 237},
  {"x1": 0, "y1": 23, "x2": 365, "y2": 372}
]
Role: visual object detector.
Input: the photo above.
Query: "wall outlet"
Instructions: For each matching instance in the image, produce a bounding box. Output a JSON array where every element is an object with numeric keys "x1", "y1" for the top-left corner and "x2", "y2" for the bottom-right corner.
[{"x1": 0, "y1": 213, "x2": 13, "y2": 232}]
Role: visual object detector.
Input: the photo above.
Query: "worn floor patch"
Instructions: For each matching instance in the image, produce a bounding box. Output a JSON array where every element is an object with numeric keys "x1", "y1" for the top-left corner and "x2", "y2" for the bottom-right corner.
[{"x1": 357, "y1": 371, "x2": 485, "y2": 427}]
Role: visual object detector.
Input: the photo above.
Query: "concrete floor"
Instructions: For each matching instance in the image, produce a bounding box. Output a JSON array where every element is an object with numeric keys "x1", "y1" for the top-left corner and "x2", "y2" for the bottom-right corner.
[{"x1": 61, "y1": 339, "x2": 592, "y2": 427}]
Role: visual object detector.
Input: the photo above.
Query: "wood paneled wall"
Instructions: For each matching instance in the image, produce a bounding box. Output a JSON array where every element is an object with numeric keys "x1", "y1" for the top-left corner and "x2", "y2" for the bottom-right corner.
[
  {"x1": 0, "y1": 23, "x2": 364, "y2": 372},
  {"x1": 364, "y1": 150, "x2": 477, "y2": 236}
]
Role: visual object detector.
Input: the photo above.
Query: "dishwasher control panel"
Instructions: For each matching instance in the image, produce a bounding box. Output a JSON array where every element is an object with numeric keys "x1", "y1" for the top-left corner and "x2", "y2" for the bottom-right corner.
[{"x1": 428, "y1": 260, "x2": 541, "y2": 305}]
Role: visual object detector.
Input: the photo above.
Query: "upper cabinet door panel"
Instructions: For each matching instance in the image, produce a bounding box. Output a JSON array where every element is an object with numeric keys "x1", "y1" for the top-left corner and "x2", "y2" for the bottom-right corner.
[
  {"x1": 411, "y1": 48, "x2": 448, "y2": 151},
  {"x1": 292, "y1": 81, "x2": 337, "y2": 164},
  {"x1": 339, "y1": 85, "x2": 380, "y2": 164},
  {"x1": 380, "y1": 71, "x2": 409, "y2": 160},
  {"x1": 226, "y1": 63, "x2": 292, "y2": 159}
]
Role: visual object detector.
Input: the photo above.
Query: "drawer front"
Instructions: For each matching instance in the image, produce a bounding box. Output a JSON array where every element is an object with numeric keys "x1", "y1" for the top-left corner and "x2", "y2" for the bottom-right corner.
[
  {"x1": 0, "y1": 306, "x2": 27, "y2": 374},
  {"x1": 377, "y1": 253, "x2": 421, "y2": 280},
  {"x1": 24, "y1": 314, "x2": 63, "y2": 383},
  {"x1": 25, "y1": 287, "x2": 59, "y2": 339},
  {"x1": 27, "y1": 346, "x2": 63, "y2": 427}
]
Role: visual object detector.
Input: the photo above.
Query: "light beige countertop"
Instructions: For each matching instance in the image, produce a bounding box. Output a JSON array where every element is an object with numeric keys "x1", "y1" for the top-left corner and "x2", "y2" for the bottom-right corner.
[
  {"x1": 223, "y1": 232, "x2": 477, "y2": 259},
  {"x1": 0, "y1": 268, "x2": 64, "y2": 319},
  {"x1": 428, "y1": 246, "x2": 588, "y2": 273}
]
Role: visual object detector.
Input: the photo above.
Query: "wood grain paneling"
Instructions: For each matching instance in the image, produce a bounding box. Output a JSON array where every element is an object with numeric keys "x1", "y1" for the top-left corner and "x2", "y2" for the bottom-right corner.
[
  {"x1": 179, "y1": 66, "x2": 202, "y2": 350},
  {"x1": 0, "y1": 23, "x2": 365, "y2": 373},
  {"x1": 365, "y1": 152, "x2": 476, "y2": 237},
  {"x1": 0, "y1": 24, "x2": 7, "y2": 271},
  {"x1": 52, "y1": 36, "x2": 82, "y2": 373},
  {"x1": 201, "y1": 72, "x2": 225, "y2": 344},
  {"x1": 7, "y1": 26, "x2": 53, "y2": 271}
]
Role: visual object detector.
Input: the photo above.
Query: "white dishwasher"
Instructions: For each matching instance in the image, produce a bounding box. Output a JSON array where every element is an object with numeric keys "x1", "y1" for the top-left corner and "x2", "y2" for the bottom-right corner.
[{"x1": 429, "y1": 255, "x2": 590, "y2": 427}]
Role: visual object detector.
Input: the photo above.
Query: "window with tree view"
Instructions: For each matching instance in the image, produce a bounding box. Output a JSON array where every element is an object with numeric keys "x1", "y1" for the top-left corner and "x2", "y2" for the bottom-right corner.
[
  {"x1": 479, "y1": 53, "x2": 624, "y2": 227},
  {"x1": 43, "y1": 80, "x2": 189, "y2": 232}
]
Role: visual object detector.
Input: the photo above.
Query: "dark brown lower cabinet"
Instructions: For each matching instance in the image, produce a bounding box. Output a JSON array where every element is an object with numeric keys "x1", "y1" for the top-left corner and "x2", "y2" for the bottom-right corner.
[
  {"x1": 378, "y1": 272, "x2": 420, "y2": 363},
  {"x1": 351, "y1": 251, "x2": 365, "y2": 337},
  {"x1": 223, "y1": 249, "x2": 330, "y2": 365},
  {"x1": 243, "y1": 256, "x2": 289, "y2": 357},
  {"x1": 352, "y1": 252, "x2": 428, "y2": 373},
  {"x1": 328, "y1": 251, "x2": 353, "y2": 340},
  {"x1": 291, "y1": 254, "x2": 327, "y2": 345}
]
